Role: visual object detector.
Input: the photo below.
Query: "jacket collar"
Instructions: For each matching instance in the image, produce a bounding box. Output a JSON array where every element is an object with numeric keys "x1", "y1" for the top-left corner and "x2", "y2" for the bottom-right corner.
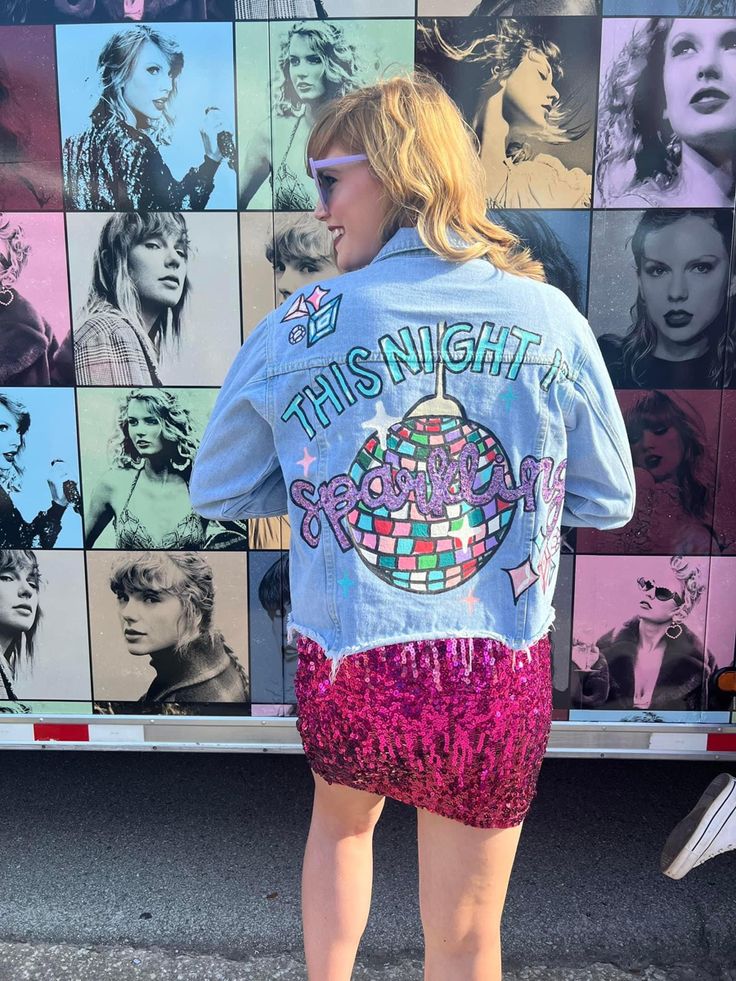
[{"x1": 371, "y1": 226, "x2": 434, "y2": 263}]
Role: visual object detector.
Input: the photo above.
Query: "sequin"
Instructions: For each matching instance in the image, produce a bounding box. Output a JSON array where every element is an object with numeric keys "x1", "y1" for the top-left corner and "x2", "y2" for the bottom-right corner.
[{"x1": 295, "y1": 634, "x2": 552, "y2": 829}]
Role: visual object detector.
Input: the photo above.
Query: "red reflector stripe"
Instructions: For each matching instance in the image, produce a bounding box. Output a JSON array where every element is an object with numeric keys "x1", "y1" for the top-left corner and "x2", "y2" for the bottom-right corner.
[
  {"x1": 33, "y1": 724, "x2": 89, "y2": 743},
  {"x1": 707, "y1": 733, "x2": 736, "y2": 752}
]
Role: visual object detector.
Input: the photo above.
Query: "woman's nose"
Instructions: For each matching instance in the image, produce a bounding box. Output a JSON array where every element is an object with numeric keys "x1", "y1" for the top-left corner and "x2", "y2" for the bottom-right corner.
[
  {"x1": 164, "y1": 248, "x2": 181, "y2": 267},
  {"x1": 313, "y1": 197, "x2": 329, "y2": 221},
  {"x1": 17, "y1": 581, "x2": 32, "y2": 598},
  {"x1": 668, "y1": 273, "x2": 688, "y2": 301}
]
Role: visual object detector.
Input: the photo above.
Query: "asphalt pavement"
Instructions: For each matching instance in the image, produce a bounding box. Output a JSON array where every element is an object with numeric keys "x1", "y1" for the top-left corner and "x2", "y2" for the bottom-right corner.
[{"x1": 0, "y1": 751, "x2": 734, "y2": 976}]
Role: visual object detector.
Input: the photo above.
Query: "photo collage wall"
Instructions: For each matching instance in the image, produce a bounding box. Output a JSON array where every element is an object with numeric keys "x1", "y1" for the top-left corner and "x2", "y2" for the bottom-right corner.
[{"x1": 1, "y1": 0, "x2": 735, "y2": 725}]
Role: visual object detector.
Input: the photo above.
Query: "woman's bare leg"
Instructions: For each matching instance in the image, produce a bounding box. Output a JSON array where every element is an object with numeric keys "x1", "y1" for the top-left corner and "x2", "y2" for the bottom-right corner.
[
  {"x1": 418, "y1": 808, "x2": 524, "y2": 981},
  {"x1": 302, "y1": 771, "x2": 386, "y2": 981}
]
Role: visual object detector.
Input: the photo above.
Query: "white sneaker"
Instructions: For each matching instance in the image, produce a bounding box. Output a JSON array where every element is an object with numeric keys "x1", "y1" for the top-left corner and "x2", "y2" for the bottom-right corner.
[{"x1": 661, "y1": 773, "x2": 736, "y2": 880}]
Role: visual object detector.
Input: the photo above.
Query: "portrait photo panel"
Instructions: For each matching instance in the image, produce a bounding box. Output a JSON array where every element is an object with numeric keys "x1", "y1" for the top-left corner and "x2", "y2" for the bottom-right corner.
[
  {"x1": 248, "y1": 549, "x2": 295, "y2": 707},
  {"x1": 238, "y1": 18, "x2": 415, "y2": 211},
  {"x1": 56, "y1": 21, "x2": 238, "y2": 211},
  {"x1": 416, "y1": 16, "x2": 600, "y2": 209},
  {"x1": 569, "y1": 554, "x2": 731, "y2": 718},
  {"x1": 236, "y1": 0, "x2": 414, "y2": 15},
  {"x1": 0, "y1": 26, "x2": 63, "y2": 210},
  {"x1": 588, "y1": 209, "x2": 735, "y2": 390},
  {"x1": 240, "y1": 210, "x2": 338, "y2": 330},
  {"x1": 0, "y1": 549, "x2": 91, "y2": 714},
  {"x1": 77, "y1": 386, "x2": 248, "y2": 551},
  {"x1": 596, "y1": 19, "x2": 736, "y2": 209},
  {"x1": 713, "y1": 390, "x2": 736, "y2": 554},
  {"x1": 488, "y1": 208, "x2": 590, "y2": 312},
  {"x1": 577, "y1": 390, "x2": 722, "y2": 556},
  {"x1": 0, "y1": 212, "x2": 74, "y2": 387},
  {"x1": 419, "y1": 0, "x2": 601, "y2": 12},
  {"x1": 87, "y1": 549, "x2": 249, "y2": 713},
  {"x1": 0, "y1": 387, "x2": 82, "y2": 549},
  {"x1": 602, "y1": 0, "x2": 736, "y2": 20},
  {"x1": 66, "y1": 211, "x2": 242, "y2": 387}
]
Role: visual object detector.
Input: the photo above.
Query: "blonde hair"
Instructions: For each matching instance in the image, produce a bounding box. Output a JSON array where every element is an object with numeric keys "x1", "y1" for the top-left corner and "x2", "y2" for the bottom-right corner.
[{"x1": 305, "y1": 73, "x2": 544, "y2": 279}]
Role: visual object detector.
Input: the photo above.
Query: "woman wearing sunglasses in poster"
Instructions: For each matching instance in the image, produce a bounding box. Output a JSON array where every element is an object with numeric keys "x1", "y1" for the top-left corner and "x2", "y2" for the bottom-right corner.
[
  {"x1": 570, "y1": 555, "x2": 730, "y2": 713},
  {"x1": 192, "y1": 74, "x2": 634, "y2": 981}
]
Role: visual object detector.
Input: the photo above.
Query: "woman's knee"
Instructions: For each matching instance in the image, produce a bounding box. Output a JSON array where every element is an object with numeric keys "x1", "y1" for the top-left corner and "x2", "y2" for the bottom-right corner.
[{"x1": 311, "y1": 772, "x2": 386, "y2": 838}]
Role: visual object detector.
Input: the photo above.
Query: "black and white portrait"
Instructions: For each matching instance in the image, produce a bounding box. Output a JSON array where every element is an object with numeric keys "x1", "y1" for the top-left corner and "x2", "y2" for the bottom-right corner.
[
  {"x1": 416, "y1": 16, "x2": 600, "y2": 208},
  {"x1": 248, "y1": 550, "x2": 296, "y2": 710},
  {"x1": 240, "y1": 211, "x2": 338, "y2": 327},
  {"x1": 0, "y1": 549, "x2": 91, "y2": 713},
  {"x1": 78, "y1": 387, "x2": 247, "y2": 550},
  {"x1": 596, "y1": 18, "x2": 736, "y2": 208},
  {"x1": 57, "y1": 22, "x2": 237, "y2": 210},
  {"x1": 0, "y1": 388, "x2": 82, "y2": 549},
  {"x1": 570, "y1": 554, "x2": 731, "y2": 714},
  {"x1": 88, "y1": 550, "x2": 250, "y2": 714},
  {"x1": 236, "y1": 18, "x2": 414, "y2": 210},
  {"x1": 577, "y1": 390, "x2": 722, "y2": 555},
  {"x1": 487, "y1": 209, "x2": 590, "y2": 312},
  {"x1": 0, "y1": 27, "x2": 63, "y2": 209},
  {"x1": 418, "y1": 0, "x2": 600, "y2": 15},
  {"x1": 236, "y1": 0, "x2": 411, "y2": 16},
  {"x1": 588, "y1": 209, "x2": 734, "y2": 389},
  {"x1": 0, "y1": 213, "x2": 74, "y2": 386},
  {"x1": 67, "y1": 211, "x2": 242, "y2": 387}
]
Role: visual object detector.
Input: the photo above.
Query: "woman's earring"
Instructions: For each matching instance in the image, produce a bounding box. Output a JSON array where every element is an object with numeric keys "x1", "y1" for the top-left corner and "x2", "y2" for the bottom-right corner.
[
  {"x1": 665, "y1": 133, "x2": 682, "y2": 165},
  {"x1": 665, "y1": 621, "x2": 683, "y2": 640}
]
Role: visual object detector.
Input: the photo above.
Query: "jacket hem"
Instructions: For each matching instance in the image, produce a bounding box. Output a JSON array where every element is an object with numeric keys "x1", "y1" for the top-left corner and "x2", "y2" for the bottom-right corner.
[{"x1": 288, "y1": 610, "x2": 556, "y2": 680}]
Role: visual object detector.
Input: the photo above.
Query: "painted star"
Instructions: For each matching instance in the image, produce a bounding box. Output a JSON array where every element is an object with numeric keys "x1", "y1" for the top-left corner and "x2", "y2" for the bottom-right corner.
[
  {"x1": 504, "y1": 558, "x2": 539, "y2": 604},
  {"x1": 282, "y1": 293, "x2": 310, "y2": 322},
  {"x1": 453, "y1": 518, "x2": 476, "y2": 551},
  {"x1": 306, "y1": 284, "x2": 329, "y2": 310},
  {"x1": 531, "y1": 528, "x2": 546, "y2": 554},
  {"x1": 297, "y1": 446, "x2": 316, "y2": 477},
  {"x1": 462, "y1": 590, "x2": 480, "y2": 612},
  {"x1": 498, "y1": 388, "x2": 517, "y2": 410},
  {"x1": 361, "y1": 400, "x2": 396, "y2": 448},
  {"x1": 337, "y1": 574, "x2": 354, "y2": 597}
]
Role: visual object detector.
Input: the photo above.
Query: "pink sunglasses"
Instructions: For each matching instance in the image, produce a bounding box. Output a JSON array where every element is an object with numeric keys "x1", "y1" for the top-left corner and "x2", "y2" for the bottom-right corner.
[{"x1": 309, "y1": 153, "x2": 368, "y2": 210}]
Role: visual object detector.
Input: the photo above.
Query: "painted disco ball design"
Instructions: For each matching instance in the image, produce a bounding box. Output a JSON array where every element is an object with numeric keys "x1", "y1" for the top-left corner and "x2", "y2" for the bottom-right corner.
[{"x1": 346, "y1": 411, "x2": 515, "y2": 594}]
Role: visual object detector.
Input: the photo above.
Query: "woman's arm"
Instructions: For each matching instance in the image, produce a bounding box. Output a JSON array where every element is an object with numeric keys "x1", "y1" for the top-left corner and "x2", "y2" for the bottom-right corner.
[
  {"x1": 129, "y1": 137, "x2": 221, "y2": 212},
  {"x1": 191, "y1": 318, "x2": 287, "y2": 520},
  {"x1": 562, "y1": 314, "x2": 636, "y2": 530},
  {"x1": 84, "y1": 473, "x2": 116, "y2": 549},
  {"x1": 238, "y1": 124, "x2": 272, "y2": 209}
]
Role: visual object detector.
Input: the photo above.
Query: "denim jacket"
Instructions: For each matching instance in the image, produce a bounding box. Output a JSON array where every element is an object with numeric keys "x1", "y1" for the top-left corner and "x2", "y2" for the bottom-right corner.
[{"x1": 191, "y1": 228, "x2": 635, "y2": 666}]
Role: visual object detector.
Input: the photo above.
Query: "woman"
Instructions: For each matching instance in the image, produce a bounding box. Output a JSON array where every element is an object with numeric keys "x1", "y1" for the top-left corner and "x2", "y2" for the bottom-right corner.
[
  {"x1": 597, "y1": 18, "x2": 736, "y2": 207},
  {"x1": 579, "y1": 391, "x2": 720, "y2": 554},
  {"x1": 0, "y1": 549, "x2": 40, "y2": 711},
  {"x1": 267, "y1": 212, "x2": 338, "y2": 304},
  {"x1": 192, "y1": 74, "x2": 634, "y2": 980},
  {"x1": 63, "y1": 24, "x2": 229, "y2": 211},
  {"x1": 417, "y1": 18, "x2": 592, "y2": 208},
  {"x1": 109, "y1": 551, "x2": 248, "y2": 707},
  {"x1": 571, "y1": 556, "x2": 724, "y2": 712},
  {"x1": 239, "y1": 21, "x2": 362, "y2": 209},
  {"x1": 74, "y1": 212, "x2": 190, "y2": 386},
  {"x1": 597, "y1": 210, "x2": 734, "y2": 389},
  {"x1": 0, "y1": 215, "x2": 73, "y2": 386},
  {"x1": 86, "y1": 389, "x2": 212, "y2": 549},
  {"x1": 0, "y1": 393, "x2": 75, "y2": 549}
]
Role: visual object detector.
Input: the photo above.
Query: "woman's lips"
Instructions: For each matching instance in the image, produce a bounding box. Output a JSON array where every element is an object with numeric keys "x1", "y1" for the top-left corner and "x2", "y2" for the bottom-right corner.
[
  {"x1": 12, "y1": 604, "x2": 33, "y2": 616},
  {"x1": 690, "y1": 88, "x2": 729, "y2": 113},
  {"x1": 664, "y1": 310, "x2": 693, "y2": 328}
]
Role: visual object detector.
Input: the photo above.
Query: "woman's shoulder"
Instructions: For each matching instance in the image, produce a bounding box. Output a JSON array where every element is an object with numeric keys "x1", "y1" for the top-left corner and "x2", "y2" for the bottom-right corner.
[{"x1": 76, "y1": 309, "x2": 137, "y2": 342}]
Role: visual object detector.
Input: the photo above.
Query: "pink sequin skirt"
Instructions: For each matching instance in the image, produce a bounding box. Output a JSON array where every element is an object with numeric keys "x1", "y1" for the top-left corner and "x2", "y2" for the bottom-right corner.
[{"x1": 295, "y1": 634, "x2": 552, "y2": 829}]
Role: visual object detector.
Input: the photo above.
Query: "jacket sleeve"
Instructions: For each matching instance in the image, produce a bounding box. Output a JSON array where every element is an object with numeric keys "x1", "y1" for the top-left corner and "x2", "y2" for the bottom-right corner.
[
  {"x1": 190, "y1": 320, "x2": 287, "y2": 520},
  {"x1": 562, "y1": 340, "x2": 635, "y2": 529}
]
